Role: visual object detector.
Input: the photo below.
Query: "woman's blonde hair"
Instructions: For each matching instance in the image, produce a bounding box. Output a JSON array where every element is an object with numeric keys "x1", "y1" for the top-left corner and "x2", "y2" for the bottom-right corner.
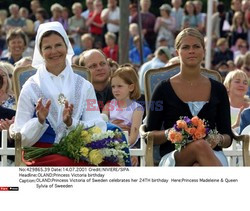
[
  {"x1": 231, "y1": 11, "x2": 247, "y2": 31},
  {"x1": 0, "y1": 63, "x2": 12, "y2": 94},
  {"x1": 175, "y1": 27, "x2": 205, "y2": 50},
  {"x1": 111, "y1": 66, "x2": 141, "y2": 100},
  {"x1": 223, "y1": 69, "x2": 248, "y2": 90}
]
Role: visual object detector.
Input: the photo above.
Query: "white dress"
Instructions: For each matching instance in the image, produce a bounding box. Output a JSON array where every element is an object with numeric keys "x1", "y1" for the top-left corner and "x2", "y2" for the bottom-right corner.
[{"x1": 11, "y1": 21, "x2": 106, "y2": 147}]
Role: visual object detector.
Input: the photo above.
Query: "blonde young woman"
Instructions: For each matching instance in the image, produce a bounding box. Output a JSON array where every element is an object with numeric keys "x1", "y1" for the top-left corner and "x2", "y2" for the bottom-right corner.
[
  {"x1": 0, "y1": 63, "x2": 15, "y2": 109},
  {"x1": 146, "y1": 28, "x2": 232, "y2": 166},
  {"x1": 223, "y1": 70, "x2": 249, "y2": 131},
  {"x1": 230, "y1": 11, "x2": 248, "y2": 47}
]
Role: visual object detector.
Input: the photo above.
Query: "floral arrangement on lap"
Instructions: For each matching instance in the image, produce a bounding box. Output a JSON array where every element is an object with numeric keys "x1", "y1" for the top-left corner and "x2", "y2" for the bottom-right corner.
[
  {"x1": 23, "y1": 125, "x2": 129, "y2": 166},
  {"x1": 167, "y1": 116, "x2": 217, "y2": 151}
]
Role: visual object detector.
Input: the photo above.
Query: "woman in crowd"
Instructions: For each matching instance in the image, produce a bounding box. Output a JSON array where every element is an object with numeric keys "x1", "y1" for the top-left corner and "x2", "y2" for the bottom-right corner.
[
  {"x1": 146, "y1": 28, "x2": 233, "y2": 166},
  {"x1": 181, "y1": 1, "x2": 202, "y2": 31},
  {"x1": 0, "y1": 74, "x2": 15, "y2": 166},
  {"x1": 224, "y1": 70, "x2": 250, "y2": 131},
  {"x1": 11, "y1": 22, "x2": 107, "y2": 166},
  {"x1": 230, "y1": 11, "x2": 248, "y2": 47},
  {"x1": 0, "y1": 28, "x2": 27, "y2": 65},
  {"x1": 154, "y1": 4, "x2": 175, "y2": 48},
  {"x1": 0, "y1": 63, "x2": 15, "y2": 109}
]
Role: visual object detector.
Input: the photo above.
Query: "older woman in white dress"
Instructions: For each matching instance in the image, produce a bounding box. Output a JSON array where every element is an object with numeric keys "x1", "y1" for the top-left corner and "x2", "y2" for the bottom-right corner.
[{"x1": 11, "y1": 22, "x2": 106, "y2": 166}]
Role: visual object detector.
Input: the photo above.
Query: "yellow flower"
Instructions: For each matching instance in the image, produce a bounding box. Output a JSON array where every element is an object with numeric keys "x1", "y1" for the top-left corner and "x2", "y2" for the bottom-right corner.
[
  {"x1": 89, "y1": 127, "x2": 102, "y2": 134},
  {"x1": 81, "y1": 130, "x2": 92, "y2": 143},
  {"x1": 80, "y1": 147, "x2": 89, "y2": 157},
  {"x1": 89, "y1": 149, "x2": 103, "y2": 166},
  {"x1": 81, "y1": 130, "x2": 89, "y2": 137},
  {"x1": 85, "y1": 134, "x2": 92, "y2": 143}
]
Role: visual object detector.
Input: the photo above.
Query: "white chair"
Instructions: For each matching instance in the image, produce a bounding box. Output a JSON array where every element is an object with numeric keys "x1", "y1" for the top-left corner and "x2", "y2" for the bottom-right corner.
[
  {"x1": 0, "y1": 130, "x2": 15, "y2": 166},
  {"x1": 101, "y1": 114, "x2": 146, "y2": 166},
  {"x1": 223, "y1": 126, "x2": 250, "y2": 166},
  {"x1": 123, "y1": 131, "x2": 146, "y2": 166}
]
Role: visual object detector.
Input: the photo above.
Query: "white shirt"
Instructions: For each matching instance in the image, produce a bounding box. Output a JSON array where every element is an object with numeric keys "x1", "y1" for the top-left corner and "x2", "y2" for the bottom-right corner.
[
  {"x1": 12, "y1": 73, "x2": 106, "y2": 147},
  {"x1": 101, "y1": 7, "x2": 120, "y2": 33},
  {"x1": 139, "y1": 57, "x2": 166, "y2": 95}
]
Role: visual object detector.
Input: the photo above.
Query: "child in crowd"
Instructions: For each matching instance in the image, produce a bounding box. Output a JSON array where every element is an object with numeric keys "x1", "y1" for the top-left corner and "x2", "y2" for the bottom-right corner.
[
  {"x1": 102, "y1": 66, "x2": 144, "y2": 165},
  {"x1": 103, "y1": 32, "x2": 118, "y2": 62}
]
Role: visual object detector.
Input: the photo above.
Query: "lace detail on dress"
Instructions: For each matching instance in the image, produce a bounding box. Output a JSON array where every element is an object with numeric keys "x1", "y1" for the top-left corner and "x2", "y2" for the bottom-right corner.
[
  {"x1": 186, "y1": 101, "x2": 207, "y2": 116},
  {"x1": 74, "y1": 75, "x2": 84, "y2": 122},
  {"x1": 30, "y1": 79, "x2": 65, "y2": 143}
]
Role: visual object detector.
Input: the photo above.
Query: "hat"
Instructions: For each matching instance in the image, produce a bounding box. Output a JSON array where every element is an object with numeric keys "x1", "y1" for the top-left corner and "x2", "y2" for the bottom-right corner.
[
  {"x1": 159, "y1": 4, "x2": 172, "y2": 12},
  {"x1": 157, "y1": 46, "x2": 172, "y2": 60}
]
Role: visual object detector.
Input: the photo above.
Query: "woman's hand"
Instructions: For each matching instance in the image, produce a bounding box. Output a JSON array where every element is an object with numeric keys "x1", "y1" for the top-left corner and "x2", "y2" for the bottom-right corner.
[
  {"x1": 36, "y1": 98, "x2": 51, "y2": 124},
  {"x1": 0, "y1": 116, "x2": 15, "y2": 131},
  {"x1": 63, "y1": 100, "x2": 74, "y2": 127}
]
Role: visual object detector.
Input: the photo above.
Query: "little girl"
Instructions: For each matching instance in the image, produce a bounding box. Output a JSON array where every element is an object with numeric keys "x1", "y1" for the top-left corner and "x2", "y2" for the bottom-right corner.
[{"x1": 103, "y1": 66, "x2": 144, "y2": 148}]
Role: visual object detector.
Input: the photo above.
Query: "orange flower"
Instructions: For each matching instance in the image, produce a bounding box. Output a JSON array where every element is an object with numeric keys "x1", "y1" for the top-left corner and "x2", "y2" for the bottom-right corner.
[
  {"x1": 191, "y1": 116, "x2": 200, "y2": 127},
  {"x1": 185, "y1": 127, "x2": 196, "y2": 135},
  {"x1": 193, "y1": 130, "x2": 206, "y2": 140},
  {"x1": 168, "y1": 130, "x2": 183, "y2": 143},
  {"x1": 197, "y1": 119, "x2": 205, "y2": 127},
  {"x1": 176, "y1": 120, "x2": 188, "y2": 129},
  {"x1": 197, "y1": 125, "x2": 206, "y2": 134}
]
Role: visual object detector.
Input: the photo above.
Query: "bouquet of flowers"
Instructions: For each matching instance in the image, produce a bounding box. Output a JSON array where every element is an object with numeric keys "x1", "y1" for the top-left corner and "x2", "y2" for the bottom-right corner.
[
  {"x1": 167, "y1": 116, "x2": 217, "y2": 152},
  {"x1": 23, "y1": 124, "x2": 129, "y2": 166}
]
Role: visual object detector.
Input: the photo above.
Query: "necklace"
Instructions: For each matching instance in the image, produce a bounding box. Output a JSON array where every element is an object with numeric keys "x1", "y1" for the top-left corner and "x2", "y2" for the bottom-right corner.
[{"x1": 179, "y1": 75, "x2": 201, "y2": 86}]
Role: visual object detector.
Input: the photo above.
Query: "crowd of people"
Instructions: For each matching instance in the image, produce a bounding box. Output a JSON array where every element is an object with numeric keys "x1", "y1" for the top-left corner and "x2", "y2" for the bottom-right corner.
[{"x1": 0, "y1": 0, "x2": 249, "y2": 167}]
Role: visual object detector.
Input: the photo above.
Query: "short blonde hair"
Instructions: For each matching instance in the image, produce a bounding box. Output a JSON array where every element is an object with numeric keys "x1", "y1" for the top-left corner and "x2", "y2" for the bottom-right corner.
[
  {"x1": 50, "y1": 3, "x2": 63, "y2": 12},
  {"x1": 175, "y1": 27, "x2": 205, "y2": 50},
  {"x1": 72, "y1": 2, "x2": 82, "y2": 10},
  {"x1": 111, "y1": 66, "x2": 141, "y2": 100},
  {"x1": 81, "y1": 33, "x2": 94, "y2": 42},
  {"x1": 223, "y1": 69, "x2": 248, "y2": 90},
  {"x1": 105, "y1": 32, "x2": 116, "y2": 41}
]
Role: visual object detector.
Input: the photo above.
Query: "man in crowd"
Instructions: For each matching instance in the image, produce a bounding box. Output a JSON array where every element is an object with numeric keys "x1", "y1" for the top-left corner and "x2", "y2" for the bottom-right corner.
[{"x1": 79, "y1": 49, "x2": 113, "y2": 112}]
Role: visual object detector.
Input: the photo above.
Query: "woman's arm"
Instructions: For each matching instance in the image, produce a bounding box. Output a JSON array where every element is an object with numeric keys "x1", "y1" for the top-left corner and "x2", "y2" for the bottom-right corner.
[
  {"x1": 154, "y1": 17, "x2": 161, "y2": 33},
  {"x1": 146, "y1": 81, "x2": 167, "y2": 145},
  {"x1": 215, "y1": 83, "x2": 233, "y2": 148},
  {"x1": 101, "y1": 102, "x2": 110, "y2": 117},
  {"x1": 12, "y1": 87, "x2": 49, "y2": 146}
]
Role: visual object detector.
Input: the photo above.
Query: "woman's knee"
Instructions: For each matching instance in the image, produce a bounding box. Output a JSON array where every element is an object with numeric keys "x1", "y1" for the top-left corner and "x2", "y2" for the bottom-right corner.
[{"x1": 189, "y1": 140, "x2": 212, "y2": 155}]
